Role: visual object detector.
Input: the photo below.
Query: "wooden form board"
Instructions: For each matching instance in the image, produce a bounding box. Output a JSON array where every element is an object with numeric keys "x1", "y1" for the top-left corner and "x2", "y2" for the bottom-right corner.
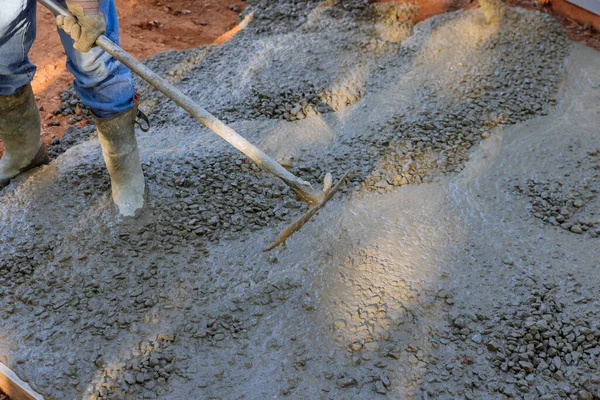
[
  {"x1": 567, "y1": 0, "x2": 600, "y2": 15},
  {"x1": 0, "y1": 363, "x2": 44, "y2": 400}
]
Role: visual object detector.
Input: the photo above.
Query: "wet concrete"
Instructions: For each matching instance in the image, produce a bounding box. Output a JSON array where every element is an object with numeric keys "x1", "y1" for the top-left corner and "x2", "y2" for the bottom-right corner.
[{"x1": 1, "y1": 1, "x2": 599, "y2": 399}]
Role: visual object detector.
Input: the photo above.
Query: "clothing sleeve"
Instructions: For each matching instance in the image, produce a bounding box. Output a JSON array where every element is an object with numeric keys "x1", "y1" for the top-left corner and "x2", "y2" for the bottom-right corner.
[{"x1": 66, "y1": 0, "x2": 101, "y2": 15}]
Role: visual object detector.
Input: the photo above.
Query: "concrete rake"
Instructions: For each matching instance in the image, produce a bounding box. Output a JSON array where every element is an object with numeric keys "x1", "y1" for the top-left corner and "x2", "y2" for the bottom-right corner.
[{"x1": 38, "y1": 0, "x2": 348, "y2": 251}]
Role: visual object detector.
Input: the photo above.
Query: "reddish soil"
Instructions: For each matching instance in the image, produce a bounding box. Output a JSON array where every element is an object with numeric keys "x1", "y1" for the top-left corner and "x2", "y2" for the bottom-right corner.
[
  {"x1": 377, "y1": 0, "x2": 478, "y2": 21},
  {"x1": 28, "y1": 0, "x2": 247, "y2": 150}
]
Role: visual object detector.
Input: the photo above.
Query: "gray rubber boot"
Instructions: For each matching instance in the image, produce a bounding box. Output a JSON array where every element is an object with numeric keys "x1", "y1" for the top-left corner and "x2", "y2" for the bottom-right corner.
[
  {"x1": 95, "y1": 107, "x2": 146, "y2": 217},
  {"x1": 0, "y1": 84, "x2": 49, "y2": 189}
]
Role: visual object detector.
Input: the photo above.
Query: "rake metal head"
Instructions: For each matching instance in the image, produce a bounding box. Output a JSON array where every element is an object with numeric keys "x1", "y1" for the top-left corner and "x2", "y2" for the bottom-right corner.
[{"x1": 264, "y1": 171, "x2": 350, "y2": 252}]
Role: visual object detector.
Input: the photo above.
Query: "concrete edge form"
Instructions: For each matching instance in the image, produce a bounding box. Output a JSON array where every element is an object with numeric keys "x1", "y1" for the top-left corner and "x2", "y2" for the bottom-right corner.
[
  {"x1": 567, "y1": 0, "x2": 600, "y2": 16},
  {"x1": 0, "y1": 362, "x2": 44, "y2": 400}
]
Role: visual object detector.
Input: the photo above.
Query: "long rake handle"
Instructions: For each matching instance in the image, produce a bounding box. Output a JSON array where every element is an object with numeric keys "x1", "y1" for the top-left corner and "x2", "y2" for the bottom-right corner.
[{"x1": 38, "y1": 0, "x2": 323, "y2": 205}]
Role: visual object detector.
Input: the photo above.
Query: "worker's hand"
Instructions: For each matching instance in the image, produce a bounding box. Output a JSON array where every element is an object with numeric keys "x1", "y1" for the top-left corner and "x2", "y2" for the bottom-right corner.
[{"x1": 56, "y1": 0, "x2": 106, "y2": 53}]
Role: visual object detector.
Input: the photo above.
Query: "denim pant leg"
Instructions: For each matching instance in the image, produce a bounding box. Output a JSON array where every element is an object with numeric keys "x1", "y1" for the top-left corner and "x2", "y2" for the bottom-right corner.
[
  {"x1": 56, "y1": 0, "x2": 135, "y2": 118},
  {"x1": 0, "y1": 0, "x2": 36, "y2": 96}
]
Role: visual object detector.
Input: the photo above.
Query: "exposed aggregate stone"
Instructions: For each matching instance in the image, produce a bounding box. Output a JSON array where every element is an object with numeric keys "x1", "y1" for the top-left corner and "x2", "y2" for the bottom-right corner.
[
  {"x1": 418, "y1": 276, "x2": 600, "y2": 399},
  {"x1": 514, "y1": 148, "x2": 600, "y2": 237},
  {"x1": 89, "y1": 336, "x2": 177, "y2": 400},
  {"x1": 47, "y1": 124, "x2": 98, "y2": 159},
  {"x1": 53, "y1": 85, "x2": 91, "y2": 122}
]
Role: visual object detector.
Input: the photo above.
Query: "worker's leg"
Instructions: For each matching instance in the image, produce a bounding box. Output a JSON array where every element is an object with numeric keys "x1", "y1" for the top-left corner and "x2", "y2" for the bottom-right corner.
[
  {"x1": 56, "y1": 0, "x2": 135, "y2": 117},
  {"x1": 0, "y1": 0, "x2": 37, "y2": 95},
  {"x1": 56, "y1": 0, "x2": 145, "y2": 216},
  {"x1": 0, "y1": 0, "x2": 48, "y2": 189}
]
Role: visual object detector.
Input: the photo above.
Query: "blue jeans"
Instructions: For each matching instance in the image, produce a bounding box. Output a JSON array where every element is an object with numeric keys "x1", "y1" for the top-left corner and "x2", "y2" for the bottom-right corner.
[{"x1": 0, "y1": 0, "x2": 134, "y2": 118}]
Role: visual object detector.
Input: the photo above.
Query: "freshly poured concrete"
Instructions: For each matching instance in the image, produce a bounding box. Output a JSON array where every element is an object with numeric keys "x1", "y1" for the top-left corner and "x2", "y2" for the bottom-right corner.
[{"x1": 1, "y1": 1, "x2": 599, "y2": 399}]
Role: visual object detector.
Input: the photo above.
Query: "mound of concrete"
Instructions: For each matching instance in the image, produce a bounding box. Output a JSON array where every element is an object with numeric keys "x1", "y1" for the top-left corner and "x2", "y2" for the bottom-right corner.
[{"x1": 1, "y1": 1, "x2": 599, "y2": 399}]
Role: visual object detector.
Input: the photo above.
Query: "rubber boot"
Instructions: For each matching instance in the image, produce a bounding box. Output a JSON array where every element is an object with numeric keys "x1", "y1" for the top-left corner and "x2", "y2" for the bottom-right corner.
[
  {"x1": 0, "y1": 84, "x2": 49, "y2": 189},
  {"x1": 95, "y1": 107, "x2": 146, "y2": 217}
]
